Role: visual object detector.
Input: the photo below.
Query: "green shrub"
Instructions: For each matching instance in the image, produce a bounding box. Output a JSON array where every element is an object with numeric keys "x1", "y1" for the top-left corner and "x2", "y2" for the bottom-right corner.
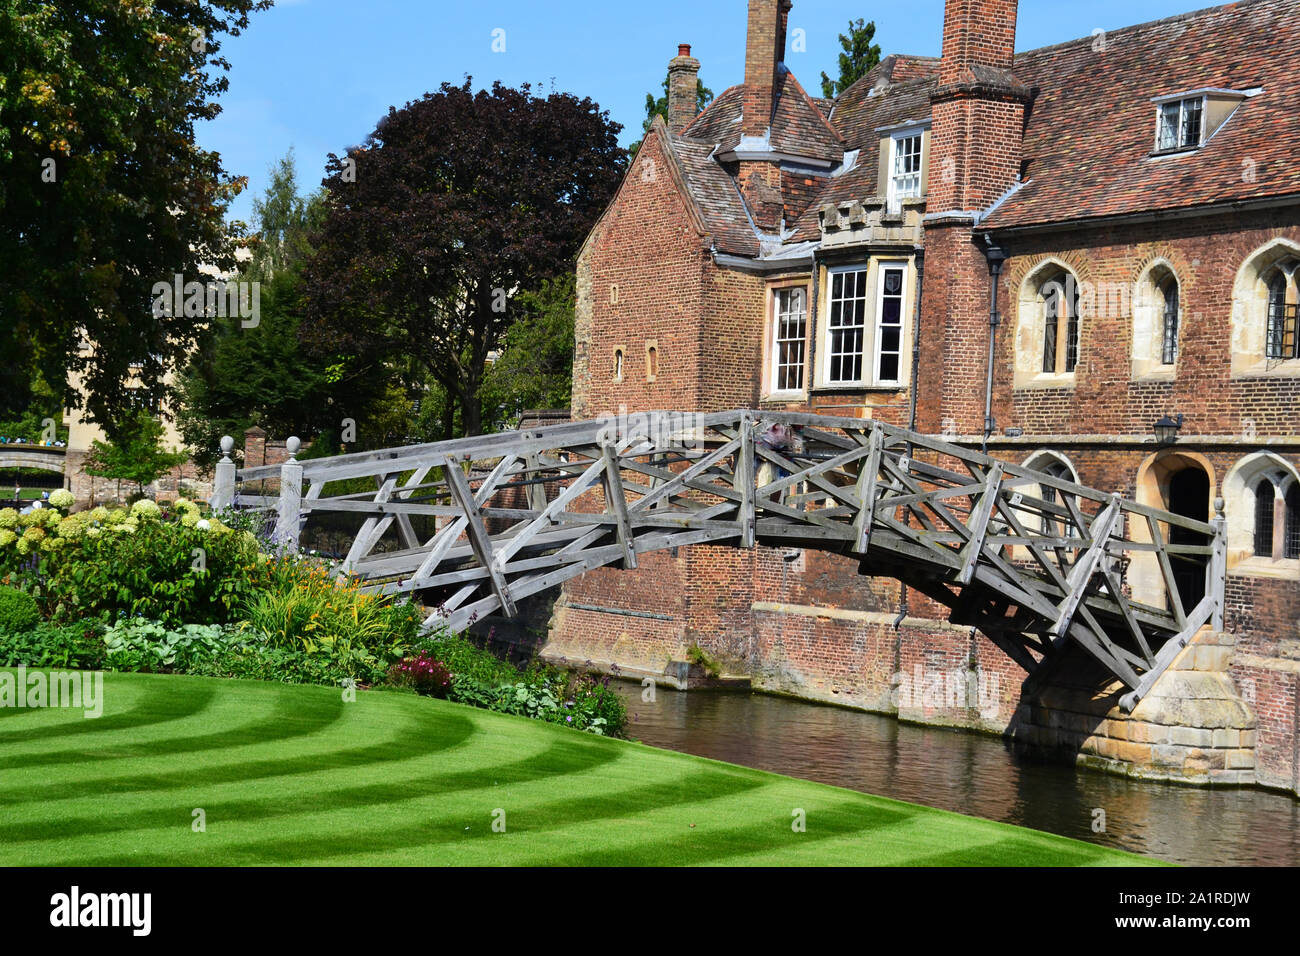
[
  {"x1": 238, "y1": 558, "x2": 421, "y2": 681},
  {"x1": 0, "y1": 622, "x2": 105, "y2": 670},
  {"x1": 409, "y1": 632, "x2": 628, "y2": 736},
  {"x1": 188, "y1": 644, "x2": 387, "y2": 687},
  {"x1": 35, "y1": 511, "x2": 261, "y2": 626},
  {"x1": 102, "y1": 618, "x2": 249, "y2": 673},
  {"x1": 0, "y1": 586, "x2": 40, "y2": 632}
]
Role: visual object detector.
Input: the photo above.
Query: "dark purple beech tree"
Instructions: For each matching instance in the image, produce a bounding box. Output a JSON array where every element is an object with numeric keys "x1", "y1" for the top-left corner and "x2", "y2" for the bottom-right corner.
[{"x1": 302, "y1": 79, "x2": 625, "y2": 438}]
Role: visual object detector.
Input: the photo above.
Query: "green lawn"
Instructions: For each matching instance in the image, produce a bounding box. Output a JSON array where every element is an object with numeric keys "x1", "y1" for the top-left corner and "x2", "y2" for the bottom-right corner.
[{"x1": 0, "y1": 670, "x2": 1156, "y2": 866}]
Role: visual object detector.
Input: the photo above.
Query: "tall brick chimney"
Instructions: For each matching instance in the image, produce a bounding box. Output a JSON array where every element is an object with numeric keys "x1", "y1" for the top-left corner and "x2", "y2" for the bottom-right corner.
[
  {"x1": 741, "y1": 0, "x2": 791, "y2": 138},
  {"x1": 917, "y1": 0, "x2": 1031, "y2": 438},
  {"x1": 667, "y1": 44, "x2": 701, "y2": 134},
  {"x1": 938, "y1": 0, "x2": 1018, "y2": 84},
  {"x1": 928, "y1": 0, "x2": 1029, "y2": 213}
]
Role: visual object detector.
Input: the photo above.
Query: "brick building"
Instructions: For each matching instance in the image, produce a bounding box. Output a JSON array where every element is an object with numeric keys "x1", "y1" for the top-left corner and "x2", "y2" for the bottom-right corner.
[{"x1": 548, "y1": 0, "x2": 1300, "y2": 792}]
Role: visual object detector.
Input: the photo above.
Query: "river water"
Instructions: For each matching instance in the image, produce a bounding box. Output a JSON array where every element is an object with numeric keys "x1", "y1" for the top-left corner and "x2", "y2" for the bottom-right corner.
[{"x1": 612, "y1": 683, "x2": 1300, "y2": 866}]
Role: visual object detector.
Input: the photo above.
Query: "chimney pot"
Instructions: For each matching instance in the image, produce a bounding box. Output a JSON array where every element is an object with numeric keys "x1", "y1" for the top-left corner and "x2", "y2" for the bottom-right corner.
[{"x1": 666, "y1": 43, "x2": 702, "y2": 134}]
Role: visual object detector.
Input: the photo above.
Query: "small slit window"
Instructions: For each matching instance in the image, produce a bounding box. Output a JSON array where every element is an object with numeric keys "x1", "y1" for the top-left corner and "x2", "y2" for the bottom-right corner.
[
  {"x1": 1160, "y1": 276, "x2": 1180, "y2": 365},
  {"x1": 1265, "y1": 271, "x2": 1298, "y2": 361},
  {"x1": 1287, "y1": 483, "x2": 1300, "y2": 560},
  {"x1": 613, "y1": 348, "x2": 624, "y2": 382},
  {"x1": 1253, "y1": 479, "x2": 1275, "y2": 558},
  {"x1": 646, "y1": 345, "x2": 658, "y2": 382},
  {"x1": 1040, "y1": 271, "x2": 1079, "y2": 374}
]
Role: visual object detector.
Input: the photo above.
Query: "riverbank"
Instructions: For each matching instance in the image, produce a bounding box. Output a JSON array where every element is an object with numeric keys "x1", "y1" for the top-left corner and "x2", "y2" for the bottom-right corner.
[{"x1": 0, "y1": 670, "x2": 1152, "y2": 866}]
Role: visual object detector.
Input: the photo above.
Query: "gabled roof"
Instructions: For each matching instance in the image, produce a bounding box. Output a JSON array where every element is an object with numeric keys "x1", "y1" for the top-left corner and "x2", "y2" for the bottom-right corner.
[
  {"x1": 786, "y1": 76, "x2": 936, "y2": 242},
  {"x1": 768, "y1": 69, "x2": 843, "y2": 164},
  {"x1": 641, "y1": 0, "x2": 1300, "y2": 260},
  {"x1": 667, "y1": 132, "x2": 761, "y2": 257},
  {"x1": 983, "y1": 0, "x2": 1300, "y2": 229},
  {"x1": 683, "y1": 85, "x2": 745, "y2": 143}
]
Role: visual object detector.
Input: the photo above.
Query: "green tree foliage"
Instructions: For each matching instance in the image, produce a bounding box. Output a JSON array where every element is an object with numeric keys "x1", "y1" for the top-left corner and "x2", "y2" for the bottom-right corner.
[
  {"x1": 302, "y1": 79, "x2": 625, "y2": 437},
  {"x1": 629, "y1": 73, "x2": 714, "y2": 157},
  {"x1": 82, "y1": 410, "x2": 189, "y2": 496},
  {"x1": 820, "y1": 18, "x2": 882, "y2": 99},
  {"x1": 479, "y1": 275, "x2": 576, "y2": 431},
  {"x1": 0, "y1": 0, "x2": 271, "y2": 440},
  {"x1": 0, "y1": 370, "x2": 67, "y2": 443},
  {"x1": 175, "y1": 153, "x2": 385, "y2": 467},
  {"x1": 246, "y1": 147, "x2": 326, "y2": 280}
]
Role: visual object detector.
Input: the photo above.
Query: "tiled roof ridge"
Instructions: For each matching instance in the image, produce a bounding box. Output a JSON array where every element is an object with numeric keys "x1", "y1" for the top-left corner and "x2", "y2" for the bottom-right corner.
[
  {"x1": 833, "y1": 53, "x2": 942, "y2": 105},
  {"x1": 1014, "y1": 0, "x2": 1283, "y2": 60}
]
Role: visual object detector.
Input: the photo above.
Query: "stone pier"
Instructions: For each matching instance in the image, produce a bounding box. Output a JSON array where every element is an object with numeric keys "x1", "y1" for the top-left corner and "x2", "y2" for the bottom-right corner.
[{"x1": 1013, "y1": 628, "x2": 1258, "y2": 785}]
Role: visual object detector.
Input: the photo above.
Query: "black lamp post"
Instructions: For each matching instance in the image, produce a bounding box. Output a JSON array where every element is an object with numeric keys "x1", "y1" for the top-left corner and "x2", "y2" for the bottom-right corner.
[
  {"x1": 1154, "y1": 413, "x2": 1184, "y2": 444},
  {"x1": 980, "y1": 236, "x2": 1009, "y2": 454}
]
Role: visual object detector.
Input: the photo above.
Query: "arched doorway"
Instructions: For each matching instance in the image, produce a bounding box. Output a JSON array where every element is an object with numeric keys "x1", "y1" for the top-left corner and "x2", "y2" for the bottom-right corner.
[
  {"x1": 1131, "y1": 451, "x2": 1216, "y2": 615},
  {"x1": 1166, "y1": 467, "x2": 1210, "y2": 615}
]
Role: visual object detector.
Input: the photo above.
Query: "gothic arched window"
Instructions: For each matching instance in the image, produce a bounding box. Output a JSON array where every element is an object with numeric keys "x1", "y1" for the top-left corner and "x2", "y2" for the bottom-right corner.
[{"x1": 1041, "y1": 272, "x2": 1079, "y2": 374}]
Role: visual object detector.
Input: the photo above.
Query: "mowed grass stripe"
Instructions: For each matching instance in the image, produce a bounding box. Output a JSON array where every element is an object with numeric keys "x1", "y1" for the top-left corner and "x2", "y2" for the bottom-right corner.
[
  {"x1": 0, "y1": 673, "x2": 216, "y2": 744},
  {"x1": 0, "y1": 692, "x2": 481, "y2": 806},
  {"x1": 0, "y1": 684, "x2": 344, "y2": 769},
  {"x1": 10, "y1": 726, "x2": 741, "y2": 862},
  {"x1": 0, "y1": 733, "x2": 638, "y2": 846},
  {"x1": 0, "y1": 673, "x2": 1159, "y2": 866}
]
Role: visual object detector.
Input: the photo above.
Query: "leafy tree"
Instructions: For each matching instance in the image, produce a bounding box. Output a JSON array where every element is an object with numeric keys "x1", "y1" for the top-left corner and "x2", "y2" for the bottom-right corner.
[
  {"x1": 479, "y1": 275, "x2": 576, "y2": 431},
  {"x1": 246, "y1": 147, "x2": 326, "y2": 280},
  {"x1": 302, "y1": 79, "x2": 625, "y2": 437},
  {"x1": 82, "y1": 410, "x2": 189, "y2": 497},
  {"x1": 820, "y1": 18, "x2": 882, "y2": 98},
  {"x1": 0, "y1": 370, "x2": 67, "y2": 443},
  {"x1": 175, "y1": 153, "x2": 386, "y2": 467},
  {"x1": 629, "y1": 73, "x2": 714, "y2": 156},
  {"x1": 0, "y1": 0, "x2": 270, "y2": 441}
]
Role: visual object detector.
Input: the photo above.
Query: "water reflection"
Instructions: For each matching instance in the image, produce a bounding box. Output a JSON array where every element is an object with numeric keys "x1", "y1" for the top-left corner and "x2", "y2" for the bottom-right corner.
[{"x1": 614, "y1": 683, "x2": 1300, "y2": 866}]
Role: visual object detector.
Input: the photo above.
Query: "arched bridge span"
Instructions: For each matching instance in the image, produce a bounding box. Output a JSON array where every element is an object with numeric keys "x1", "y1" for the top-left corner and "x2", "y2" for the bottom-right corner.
[{"x1": 217, "y1": 410, "x2": 1226, "y2": 711}]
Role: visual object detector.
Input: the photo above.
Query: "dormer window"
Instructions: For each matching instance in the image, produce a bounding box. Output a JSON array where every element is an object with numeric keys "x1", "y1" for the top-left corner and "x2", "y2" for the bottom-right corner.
[
  {"x1": 1152, "y1": 87, "x2": 1258, "y2": 156},
  {"x1": 1157, "y1": 96, "x2": 1204, "y2": 152}
]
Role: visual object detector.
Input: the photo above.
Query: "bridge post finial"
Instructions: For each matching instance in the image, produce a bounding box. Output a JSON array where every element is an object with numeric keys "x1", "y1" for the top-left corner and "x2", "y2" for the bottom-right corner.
[
  {"x1": 274, "y1": 443, "x2": 304, "y2": 555},
  {"x1": 1209, "y1": 496, "x2": 1228, "y2": 631},
  {"x1": 211, "y1": 436, "x2": 236, "y2": 511}
]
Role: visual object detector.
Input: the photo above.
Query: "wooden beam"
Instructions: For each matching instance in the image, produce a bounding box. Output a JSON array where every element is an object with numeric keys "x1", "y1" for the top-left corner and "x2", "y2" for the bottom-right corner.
[
  {"x1": 1052, "y1": 496, "x2": 1121, "y2": 638},
  {"x1": 852, "y1": 426, "x2": 882, "y2": 555},
  {"x1": 443, "y1": 461, "x2": 517, "y2": 618},
  {"x1": 601, "y1": 445, "x2": 638, "y2": 569},
  {"x1": 957, "y1": 461, "x2": 1003, "y2": 585}
]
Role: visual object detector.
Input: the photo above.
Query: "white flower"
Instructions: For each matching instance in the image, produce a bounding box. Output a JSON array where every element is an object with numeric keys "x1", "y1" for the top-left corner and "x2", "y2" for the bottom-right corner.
[
  {"x1": 196, "y1": 519, "x2": 210, "y2": 531},
  {"x1": 49, "y1": 489, "x2": 75, "y2": 509}
]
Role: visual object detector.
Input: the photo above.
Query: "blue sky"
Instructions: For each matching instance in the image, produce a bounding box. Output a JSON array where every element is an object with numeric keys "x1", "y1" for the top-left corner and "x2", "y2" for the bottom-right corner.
[{"x1": 201, "y1": 0, "x2": 1200, "y2": 225}]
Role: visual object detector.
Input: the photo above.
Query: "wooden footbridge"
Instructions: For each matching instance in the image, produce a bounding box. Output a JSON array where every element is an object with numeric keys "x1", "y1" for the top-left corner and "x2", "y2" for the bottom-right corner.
[{"x1": 211, "y1": 410, "x2": 1226, "y2": 711}]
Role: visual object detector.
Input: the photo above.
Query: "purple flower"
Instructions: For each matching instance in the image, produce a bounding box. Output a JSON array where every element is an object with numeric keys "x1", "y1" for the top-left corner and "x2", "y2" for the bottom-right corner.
[{"x1": 566, "y1": 716, "x2": 572, "y2": 723}]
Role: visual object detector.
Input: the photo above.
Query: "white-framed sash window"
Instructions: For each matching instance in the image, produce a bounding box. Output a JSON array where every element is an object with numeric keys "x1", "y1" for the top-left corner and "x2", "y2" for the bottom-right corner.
[
  {"x1": 888, "y1": 132, "x2": 923, "y2": 213},
  {"x1": 769, "y1": 286, "x2": 808, "y2": 394}
]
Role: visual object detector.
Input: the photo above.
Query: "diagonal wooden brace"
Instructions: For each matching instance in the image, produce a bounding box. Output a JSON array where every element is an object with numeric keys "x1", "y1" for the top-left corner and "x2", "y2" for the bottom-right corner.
[{"x1": 1051, "y1": 495, "x2": 1121, "y2": 638}]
